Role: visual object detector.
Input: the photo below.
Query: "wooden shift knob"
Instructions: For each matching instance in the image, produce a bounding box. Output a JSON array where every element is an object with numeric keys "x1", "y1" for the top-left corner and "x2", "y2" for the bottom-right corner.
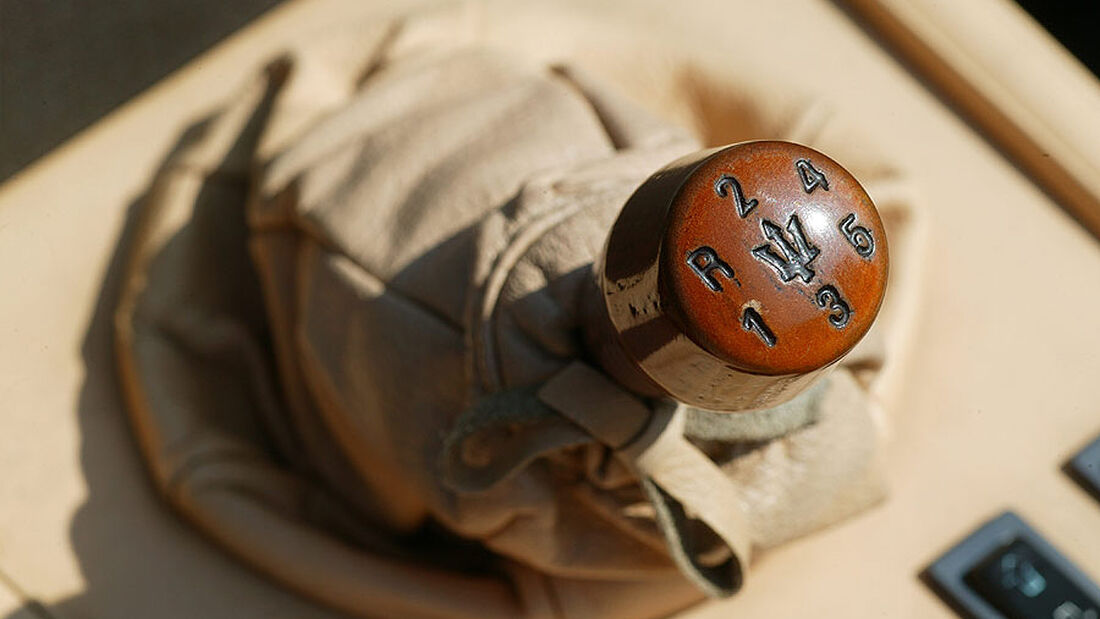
[{"x1": 585, "y1": 141, "x2": 888, "y2": 412}]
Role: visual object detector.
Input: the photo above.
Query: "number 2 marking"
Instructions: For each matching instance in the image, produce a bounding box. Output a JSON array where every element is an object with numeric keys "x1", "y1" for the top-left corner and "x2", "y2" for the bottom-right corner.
[
  {"x1": 741, "y1": 307, "x2": 776, "y2": 347},
  {"x1": 815, "y1": 285, "x2": 852, "y2": 329},
  {"x1": 795, "y1": 159, "x2": 829, "y2": 194},
  {"x1": 714, "y1": 174, "x2": 758, "y2": 218}
]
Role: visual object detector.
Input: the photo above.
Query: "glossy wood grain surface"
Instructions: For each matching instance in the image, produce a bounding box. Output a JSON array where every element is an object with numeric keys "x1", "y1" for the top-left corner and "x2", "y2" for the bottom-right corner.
[{"x1": 592, "y1": 141, "x2": 888, "y2": 411}]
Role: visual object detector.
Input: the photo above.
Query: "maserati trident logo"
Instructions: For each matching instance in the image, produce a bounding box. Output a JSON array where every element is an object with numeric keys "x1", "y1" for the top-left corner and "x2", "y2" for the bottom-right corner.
[{"x1": 751, "y1": 214, "x2": 820, "y2": 284}]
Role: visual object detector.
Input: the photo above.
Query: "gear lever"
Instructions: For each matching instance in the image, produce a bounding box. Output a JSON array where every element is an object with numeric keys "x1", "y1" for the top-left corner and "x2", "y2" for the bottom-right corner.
[{"x1": 584, "y1": 141, "x2": 888, "y2": 412}]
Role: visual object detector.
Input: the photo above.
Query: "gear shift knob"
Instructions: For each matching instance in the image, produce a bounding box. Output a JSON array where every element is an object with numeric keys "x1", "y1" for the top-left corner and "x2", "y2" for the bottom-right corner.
[{"x1": 586, "y1": 141, "x2": 888, "y2": 411}]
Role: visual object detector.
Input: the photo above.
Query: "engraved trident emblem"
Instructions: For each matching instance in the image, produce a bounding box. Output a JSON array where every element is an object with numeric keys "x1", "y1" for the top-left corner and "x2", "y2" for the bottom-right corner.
[{"x1": 751, "y1": 214, "x2": 820, "y2": 284}]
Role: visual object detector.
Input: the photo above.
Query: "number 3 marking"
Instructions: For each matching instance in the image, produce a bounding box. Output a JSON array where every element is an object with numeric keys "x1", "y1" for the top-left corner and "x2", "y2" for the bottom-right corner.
[{"x1": 815, "y1": 285, "x2": 852, "y2": 329}]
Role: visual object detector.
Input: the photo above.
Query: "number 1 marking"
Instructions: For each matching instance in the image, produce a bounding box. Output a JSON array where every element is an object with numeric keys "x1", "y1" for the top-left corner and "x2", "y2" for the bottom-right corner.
[{"x1": 741, "y1": 307, "x2": 776, "y2": 347}]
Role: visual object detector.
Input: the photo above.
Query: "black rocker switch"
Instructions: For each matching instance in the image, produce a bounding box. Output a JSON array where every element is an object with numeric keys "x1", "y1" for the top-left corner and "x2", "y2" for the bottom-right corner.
[
  {"x1": 965, "y1": 538, "x2": 1100, "y2": 619},
  {"x1": 926, "y1": 512, "x2": 1100, "y2": 619}
]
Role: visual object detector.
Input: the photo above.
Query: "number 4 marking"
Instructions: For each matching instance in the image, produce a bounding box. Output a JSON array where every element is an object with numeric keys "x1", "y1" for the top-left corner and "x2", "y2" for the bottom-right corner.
[{"x1": 795, "y1": 159, "x2": 829, "y2": 194}]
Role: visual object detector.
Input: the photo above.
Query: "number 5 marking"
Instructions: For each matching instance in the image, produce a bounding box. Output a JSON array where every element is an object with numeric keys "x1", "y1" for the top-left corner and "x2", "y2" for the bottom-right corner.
[{"x1": 838, "y1": 213, "x2": 876, "y2": 258}]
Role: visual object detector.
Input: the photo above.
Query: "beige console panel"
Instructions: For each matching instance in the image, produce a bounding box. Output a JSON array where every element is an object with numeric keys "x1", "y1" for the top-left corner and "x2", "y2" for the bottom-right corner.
[{"x1": 1, "y1": 0, "x2": 1098, "y2": 617}]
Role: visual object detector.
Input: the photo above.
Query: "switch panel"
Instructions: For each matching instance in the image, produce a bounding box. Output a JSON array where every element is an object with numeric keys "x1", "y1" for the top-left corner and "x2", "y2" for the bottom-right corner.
[
  {"x1": 1069, "y1": 436, "x2": 1100, "y2": 502},
  {"x1": 926, "y1": 512, "x2": 1100, "y2": 618}
]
